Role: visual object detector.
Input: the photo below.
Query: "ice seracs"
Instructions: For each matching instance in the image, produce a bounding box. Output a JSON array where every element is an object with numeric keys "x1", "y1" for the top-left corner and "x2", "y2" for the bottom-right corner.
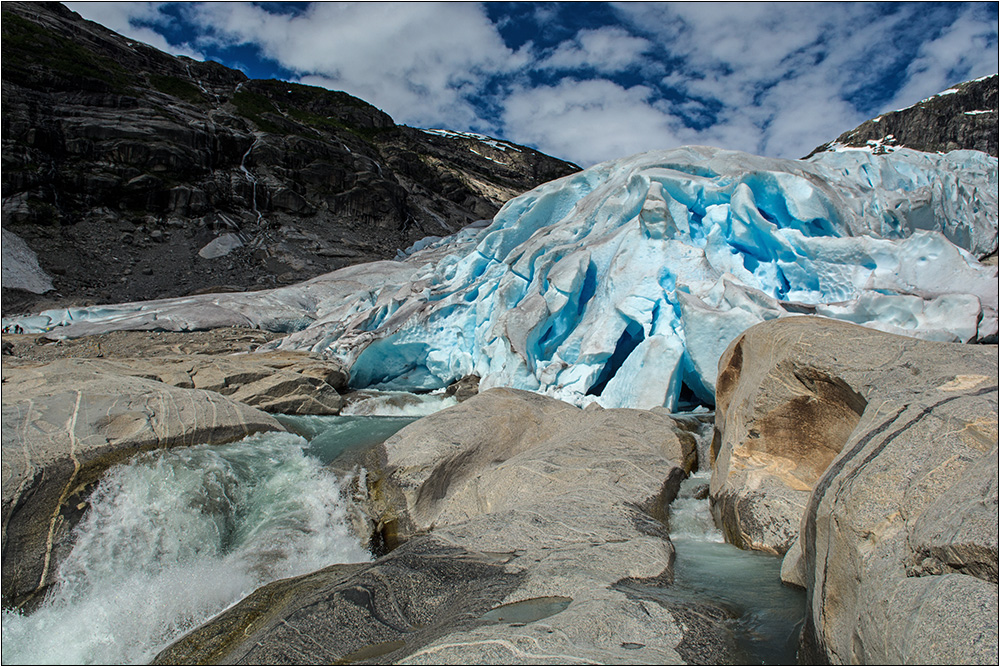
[{"x1": 5, "y1": 146, "x2": 997, "y2": 411}]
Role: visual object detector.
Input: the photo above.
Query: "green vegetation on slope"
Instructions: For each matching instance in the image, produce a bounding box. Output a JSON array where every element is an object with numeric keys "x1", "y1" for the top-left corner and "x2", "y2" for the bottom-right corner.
[{"x1": 1, "y1": 10, "x2": 132, "y2": 93}]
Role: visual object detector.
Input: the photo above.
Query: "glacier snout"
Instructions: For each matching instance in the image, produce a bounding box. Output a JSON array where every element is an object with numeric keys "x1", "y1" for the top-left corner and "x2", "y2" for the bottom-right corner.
[
  {"x1": 278, "y1": 146, "x2": 998, "y2": 410},
  {"x1": 7, "y1": 146, "x2": 997, "y2": 412}
]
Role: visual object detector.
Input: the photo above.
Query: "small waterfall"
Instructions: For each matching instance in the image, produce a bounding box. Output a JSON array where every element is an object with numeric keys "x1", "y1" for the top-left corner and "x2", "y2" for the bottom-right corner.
[
  {"x1": 1, "y1": 431, "x2": 370, "y2": 665},
  {"x1": 664, "y1": 437, "x2": 807, "y2": 664},
  {"x1": 240, "y1": 135, "x2": 264, "y2": 226},
  {"x1": 183, "y1": 63, "x2": 210, "y2": 96},
  {"x1": 340, "y1": 390, "x2": 459, "y2": 417},
  {"x1": 668, "y1": 470, "x2": 724, "y2": 542}
]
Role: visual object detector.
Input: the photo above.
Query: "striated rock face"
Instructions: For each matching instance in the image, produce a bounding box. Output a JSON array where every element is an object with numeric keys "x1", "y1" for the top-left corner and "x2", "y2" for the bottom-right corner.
[
  {"x1": 156, "y1": 388, "x2": 741, "y2": 665},
  {"x1": 116, "y1": 350, "x2": 350, "y2": 415},
  {"x1": 2, "y1": 330, "x2": 351, "y2": 414},
  {"x1": 807, "y1": 74, "x2": 998, "y2": 158},
  {"x1": 0, "y1": 357, "x2": 284, "y2": 610},
  {"x1": 152, "y1": 540, "x2": 527, "y2": 666},
  {"x1": 0, "y1": 2, "x2": 578, "y2": 316},
  {"x1": 710, "y1": 316, "x2": 998, "y2": 664},
  {"x1": 0, "y1": 327, "x2": 285, "y2": 361}
]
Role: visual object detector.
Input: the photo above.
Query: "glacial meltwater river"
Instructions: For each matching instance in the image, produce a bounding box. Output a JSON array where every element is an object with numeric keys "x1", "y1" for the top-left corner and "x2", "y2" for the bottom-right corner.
[
  {"x1": 664, "y1": 471, "x2": 806, "y2": 664},
  {"x1": 2, "y1": 402, "x2": 804, "y2": 665}
]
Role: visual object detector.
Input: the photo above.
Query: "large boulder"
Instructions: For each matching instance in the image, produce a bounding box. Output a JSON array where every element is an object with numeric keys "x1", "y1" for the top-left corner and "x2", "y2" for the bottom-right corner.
[
  {"x1": 158, "y1": 388, "x2": 740, "y2": 665},
  {"x1": 710, "y1": 323, "x2": 867, "y2": 553},
  {"x1": 711, "y1": 316, "x2": 998, "y2": 664},
  {"x1": 1, "y1": 358, "x2": 284, "y2": 610}
]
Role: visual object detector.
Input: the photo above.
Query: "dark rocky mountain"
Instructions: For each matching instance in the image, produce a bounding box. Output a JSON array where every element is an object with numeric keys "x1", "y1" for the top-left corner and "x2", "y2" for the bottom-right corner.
[
  {"x1": 1, "y1": 2, "x2": 579, "y2": 316},
  {"x1": 806, "y1": 74, "x2": 998, "y2": 158}
]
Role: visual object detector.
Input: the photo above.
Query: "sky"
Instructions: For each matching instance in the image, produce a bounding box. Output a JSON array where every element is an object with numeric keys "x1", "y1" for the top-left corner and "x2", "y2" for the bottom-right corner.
[{"x1": 65, "y1": 2, "x2": 999, "y2": 167}]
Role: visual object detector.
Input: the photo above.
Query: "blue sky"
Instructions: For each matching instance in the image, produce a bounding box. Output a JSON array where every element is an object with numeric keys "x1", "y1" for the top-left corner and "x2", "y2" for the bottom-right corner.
[{"x1": 66, "y1": 2, "x2": 999, "y2": 166}]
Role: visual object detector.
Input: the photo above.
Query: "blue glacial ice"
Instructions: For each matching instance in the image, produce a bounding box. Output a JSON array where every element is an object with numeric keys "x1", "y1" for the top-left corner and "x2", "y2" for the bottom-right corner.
[{"x1": 5, "y1": 146, "x2": 997, "y2": 411}]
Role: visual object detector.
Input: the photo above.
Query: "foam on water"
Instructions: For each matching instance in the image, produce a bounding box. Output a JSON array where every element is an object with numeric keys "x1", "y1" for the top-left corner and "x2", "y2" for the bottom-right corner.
[
  {"x1": 340, "y1": 391, "x2": 458, "y2": 417},
  {"x1": 668, "y1": 471, "x2": 725, "y2": 543},
  {"x1": 1, "y1": 431, "x2": 371, "y2": 665}
]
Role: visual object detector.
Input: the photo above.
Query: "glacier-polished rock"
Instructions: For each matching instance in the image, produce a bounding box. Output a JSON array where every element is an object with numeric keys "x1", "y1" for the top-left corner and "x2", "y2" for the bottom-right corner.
[{"x1": 7, "y1": 146, "x2": 998, "y2": 411}]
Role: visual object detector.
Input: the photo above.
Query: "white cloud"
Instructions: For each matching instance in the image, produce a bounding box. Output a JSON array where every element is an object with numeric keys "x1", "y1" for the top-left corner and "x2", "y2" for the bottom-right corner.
[
  {"x1": 886, "y1": 8, "x2": 1000, "y2": 112},
  {"x1": 612, "y1": 3, "x2": 998, "y2": 158},
  {"x1": 503, "y1": 80, "x2": 684, "y2": 166},
  {"x1": 539, "y1": 27, "x2": 653, "y2": 74},
  {"x1": 188, "y1": 2, "x2": 519, "y2": 130},
  {"x1": 66, "y1": 1, "x2": 998, "y2": 166},
  {"x1": 65, "y1": 2, "x2": 203, "y2": 59}
]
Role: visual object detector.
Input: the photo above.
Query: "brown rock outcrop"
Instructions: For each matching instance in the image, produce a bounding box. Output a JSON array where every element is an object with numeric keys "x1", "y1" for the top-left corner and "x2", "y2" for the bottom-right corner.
[
  {"x1": 806, "y1": 75, "x2": 998, "y2": 158},
  {"x1": 711, "y1": 316, "x2": 998, "y2": 664},
  {"x1": 1, "y1": 2, "x2": 579, "y2": 316}
]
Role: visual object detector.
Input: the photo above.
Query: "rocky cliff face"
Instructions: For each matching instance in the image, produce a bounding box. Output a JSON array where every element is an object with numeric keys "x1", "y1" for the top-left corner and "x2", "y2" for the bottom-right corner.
[
  {"x1": 806, "y1": 75, "x2": 998, "y2": 158},
  {"x1": 0, "y1": 2, "x2": 579, "y2": 316}
]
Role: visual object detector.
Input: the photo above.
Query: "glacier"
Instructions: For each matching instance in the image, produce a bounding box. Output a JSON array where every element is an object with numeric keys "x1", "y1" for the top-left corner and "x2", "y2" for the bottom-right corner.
[{"x1": 5, "y1": 146, "x2": 997, "y2": 411}]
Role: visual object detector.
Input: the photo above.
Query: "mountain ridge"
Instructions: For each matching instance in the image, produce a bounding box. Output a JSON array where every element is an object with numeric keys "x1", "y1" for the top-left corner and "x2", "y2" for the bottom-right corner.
[
  {"x1": 806, "y1": 74, "x2": 998, "y2": 158},
  {"x1": 1, "y1": 2, "x2": 579, "y2": 315}
]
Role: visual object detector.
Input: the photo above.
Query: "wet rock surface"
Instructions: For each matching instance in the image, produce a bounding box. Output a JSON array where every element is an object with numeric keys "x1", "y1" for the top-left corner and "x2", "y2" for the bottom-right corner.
[
  {"x1": 157, "y1": 388, "x2": 746, "y2": 664},
  {"x1": 1, "y1": 2, "x2": 578, "y2": 316},
  {"x1": 711, "y1": 316, "x2": 998, "y2": 664},
  {"x1": 152, "y1": 538, "x2": 526, "y2": 666}
]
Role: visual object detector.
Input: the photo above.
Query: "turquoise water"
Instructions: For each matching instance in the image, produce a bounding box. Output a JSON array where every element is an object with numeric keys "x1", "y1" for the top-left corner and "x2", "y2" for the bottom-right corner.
[
  {"x1": 1, "y1": 415, "x2": 417, "y2": 665},
  {"x1": 636, "y1": 471, "x2": 807, "y2": 664},
  {"x1": 277, "y1": 414, "x2": 418, "y2": 463}
]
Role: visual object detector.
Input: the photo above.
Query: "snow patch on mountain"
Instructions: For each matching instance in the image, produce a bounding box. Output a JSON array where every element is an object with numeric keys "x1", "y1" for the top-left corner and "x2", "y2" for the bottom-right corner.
[
  {"x1": 2, "y1": 227, "x2": 54, "y2": 295},
  {"x1": 420, "y1": 128, "x2": 523, "y2": 152}
]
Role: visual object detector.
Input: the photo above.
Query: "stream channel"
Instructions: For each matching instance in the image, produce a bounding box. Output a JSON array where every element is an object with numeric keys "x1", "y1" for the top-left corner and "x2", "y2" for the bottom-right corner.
[{"x1": 2, "y1": 396, "x2": 804, "y2": 665}]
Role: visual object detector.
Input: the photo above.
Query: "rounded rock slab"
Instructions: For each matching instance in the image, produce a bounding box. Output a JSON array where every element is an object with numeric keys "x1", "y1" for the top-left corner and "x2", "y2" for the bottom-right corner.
[{"x1": 709, "y1": 316, "x2": 998, "y2": 664}]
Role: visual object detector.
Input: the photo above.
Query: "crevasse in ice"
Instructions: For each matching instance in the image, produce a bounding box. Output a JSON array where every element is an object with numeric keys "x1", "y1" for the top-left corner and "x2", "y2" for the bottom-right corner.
[{"x1": 6, "y1": 146, "x2": 998, "y2": 410}]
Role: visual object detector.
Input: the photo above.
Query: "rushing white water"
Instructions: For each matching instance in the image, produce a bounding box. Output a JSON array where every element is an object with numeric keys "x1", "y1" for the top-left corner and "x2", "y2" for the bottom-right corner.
[
  {"x1": 669, "y1": 471, "x2": 725, "y2": 542},
  {"x1": 340, "y1": 390, "x2": 458, "y2": 417},
  {"x1": 1, "y1": 431, "x2": 371, "y2": 665}
]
